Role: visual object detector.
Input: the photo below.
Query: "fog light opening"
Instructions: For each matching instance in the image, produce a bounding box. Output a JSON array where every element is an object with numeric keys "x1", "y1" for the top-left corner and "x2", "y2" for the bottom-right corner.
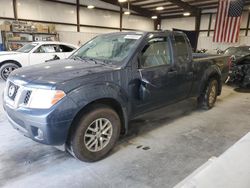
[{"x1": 35, "y1": 128, "x2": 44, "y2": 141}]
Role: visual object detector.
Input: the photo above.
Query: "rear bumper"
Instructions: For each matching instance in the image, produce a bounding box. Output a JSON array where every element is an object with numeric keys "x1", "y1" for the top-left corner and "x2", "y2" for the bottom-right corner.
[{"x1": 3, "y1": 96, "x2": 77, "y2": 146}]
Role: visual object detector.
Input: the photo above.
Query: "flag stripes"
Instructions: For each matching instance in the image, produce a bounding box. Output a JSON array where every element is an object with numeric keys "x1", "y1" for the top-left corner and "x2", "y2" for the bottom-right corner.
[{"x1": 213, "y1": 0, "x2": 244, "y2": 43}]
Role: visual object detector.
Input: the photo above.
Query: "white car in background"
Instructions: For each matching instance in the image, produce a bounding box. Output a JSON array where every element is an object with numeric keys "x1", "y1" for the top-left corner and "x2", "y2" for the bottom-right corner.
[{"x1": 0, "y1": 41, "x2": 78, "y2": 80}]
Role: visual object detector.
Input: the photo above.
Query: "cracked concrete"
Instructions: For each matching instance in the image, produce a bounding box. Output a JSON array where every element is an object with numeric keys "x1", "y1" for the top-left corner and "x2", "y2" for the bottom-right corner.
[{"x1": 0, "y1": 79, "x2": 250, "y2": 188}]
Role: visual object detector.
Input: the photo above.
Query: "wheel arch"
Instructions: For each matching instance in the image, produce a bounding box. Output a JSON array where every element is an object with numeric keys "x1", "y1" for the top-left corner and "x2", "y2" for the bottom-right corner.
[
  {"x1": 208, "y1": 73, "x2": 221, "y2": 95},
  {"x1": 200, "y1": 67, "x2": 222, "y2": 96},
  {"x1": 67, "y1": 97, "x2": 128, "y2": 144},
  {"x1": 0, "y1": 60, "x2": 22, "y2": 68}
]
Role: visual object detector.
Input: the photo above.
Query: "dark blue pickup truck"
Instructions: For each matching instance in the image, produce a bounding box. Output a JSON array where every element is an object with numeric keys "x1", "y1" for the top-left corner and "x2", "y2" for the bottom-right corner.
[{"x1": 3, "y1": 31, "x2": 229, "y2": 162}]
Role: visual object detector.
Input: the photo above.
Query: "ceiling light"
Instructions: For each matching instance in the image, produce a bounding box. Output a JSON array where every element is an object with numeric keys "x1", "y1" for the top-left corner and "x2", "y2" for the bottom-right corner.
[
  {"x1": 87, "y1": 5, "x2": 95, "y2": 9},
  {"x1": 124, "y1": 1, "x2": 130, "y2": 15},
  {"x1": 118, "y1": 0, "x2": 127, "y2": 2},
  {"x1": 183, "y1": 12, "x2": 191, "y2": 16},
  {"x1": 151, "y1": 16, "x2": 158, "y2": 19},
  {"x1": 124, "y1": 11, "x2": 131, "y2": 15},
  {"x1": 156, "y1": 6, "x2": 164, "y2": 11}
]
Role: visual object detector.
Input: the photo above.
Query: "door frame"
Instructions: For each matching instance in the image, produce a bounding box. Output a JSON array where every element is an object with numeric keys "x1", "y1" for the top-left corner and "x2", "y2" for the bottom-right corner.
[{"x1": 134, "y1": 33, "x2": 177, "y2": 112}]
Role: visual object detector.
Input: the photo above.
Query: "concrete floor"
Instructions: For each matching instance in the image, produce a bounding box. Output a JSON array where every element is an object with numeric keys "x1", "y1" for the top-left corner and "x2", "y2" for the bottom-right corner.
[{"x1": 0, "y1": 80, "x2": 250, "y2": 188}]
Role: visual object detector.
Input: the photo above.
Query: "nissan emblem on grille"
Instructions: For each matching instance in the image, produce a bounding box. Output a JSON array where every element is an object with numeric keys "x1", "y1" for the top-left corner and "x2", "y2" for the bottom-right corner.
[
  {"x1": 8, "y1": 85, "x2": 16, "y2": 98},
  {"x1": 8, "y1": 82, "x2": 19, "y2": 101}
]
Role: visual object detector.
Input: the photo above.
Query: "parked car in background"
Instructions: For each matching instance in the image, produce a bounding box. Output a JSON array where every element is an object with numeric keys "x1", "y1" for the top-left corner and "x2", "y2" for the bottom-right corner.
[
  {"x1": 0, "y1": 41, "x2": 78, "y2": 80},
  {"x1": 227, "y1": 54, "x2": 250, "y2": 88},
  {"x1": 3, "y1": 31, "x2": 229, "y2": 162},
  {"x1": 223, "y1": 46, "x2": 250, "y2": 60},
  {"x1": 222, "y1": 46, "x2": 250, "y2": 87}
]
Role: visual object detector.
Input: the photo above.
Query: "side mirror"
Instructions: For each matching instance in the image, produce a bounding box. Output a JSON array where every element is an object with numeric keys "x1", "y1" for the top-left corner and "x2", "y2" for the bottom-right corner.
[
  {"x1": 53, "y1": 55, "x2": 60, "y2": 60},
  {"x1": 141, "y1": 78, "x2": 150, "y2": 87},
  {"x1": 231, "y1": 55, "x2": 236, "y2": 62},
  {"x1": 138, "y1": 66, "x2": 153, "y2": 100},
  {"x1": 139, "y1": 82, "x2": 150, "y2": 101},
  {"x1": 45, "y1": 55, "x2": 60, "y2": 62},
  {"x1": 138, "y1": 70, "x2": 151, "y2": 101}
]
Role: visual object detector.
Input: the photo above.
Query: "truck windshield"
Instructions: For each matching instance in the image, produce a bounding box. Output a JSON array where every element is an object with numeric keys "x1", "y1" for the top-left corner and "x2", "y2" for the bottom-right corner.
[
  {"x1": 16, "y1": 43, "x2": 38, "y2": 53},
  {"x1": 72, "y1": 33, "x2": 142, "y2": 63}
]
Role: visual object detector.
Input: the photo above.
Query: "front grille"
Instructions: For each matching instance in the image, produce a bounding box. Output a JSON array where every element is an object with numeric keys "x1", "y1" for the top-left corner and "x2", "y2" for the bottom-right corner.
[
  {"x1": 5, "y1": 81, "x2": 33, "y2": 109},
  {"x1": 23, "y1": 90, "x2": 32, "y2": 104},
  {"x1": 8, "y1": 82, "x2": 19, "y2": 101}
]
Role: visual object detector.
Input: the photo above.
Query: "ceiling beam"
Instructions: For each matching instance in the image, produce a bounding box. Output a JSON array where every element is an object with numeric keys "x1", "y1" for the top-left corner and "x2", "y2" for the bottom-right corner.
[
  {"x1": 166, "y1": 0, "x2": 200, "y2": 15},
  {"x1": 99, "y1": 0, "x2": 154, "y2": 17},
  {"x1": 130, "y1": 0, "x2": 147, "y2": 4},
  {"x1": 133, "y1": 0, "x2": 169, "y2": 7},
  {"x1": 151, "y1": 7, "x2": 183, "y2": 13},
  {"x1": 161, "y1": 14, "x2": 193, "y2": 19}
]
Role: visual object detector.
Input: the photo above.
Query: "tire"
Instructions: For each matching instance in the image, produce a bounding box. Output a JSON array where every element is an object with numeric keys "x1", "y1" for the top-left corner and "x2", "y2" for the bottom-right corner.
[
  {"x1": 198, "y1": 78, "x2": 218, "y2": 110},
  {"x1": 0, "y1": 63, "x2": 19, "y2": 81},
  {"x1": 69, "y1": 104, "x2": 121, "y2": 162},
  {"x1": 239, "y1": 80, "x2": 249, "y2": 88}
]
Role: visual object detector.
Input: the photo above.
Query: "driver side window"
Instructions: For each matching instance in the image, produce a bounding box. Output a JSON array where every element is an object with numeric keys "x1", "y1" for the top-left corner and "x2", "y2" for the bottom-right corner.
[
  {"x1": 34, "y1": 44, "x2": 60, "y2": 53},
  {"x1": 141, "y1": 37, "x2": 171, "y2": 68}
]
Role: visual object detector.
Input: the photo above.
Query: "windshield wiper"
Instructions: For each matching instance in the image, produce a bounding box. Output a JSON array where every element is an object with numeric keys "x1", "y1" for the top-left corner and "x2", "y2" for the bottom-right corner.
[
  {"x1": 71, "y1": 55, "x2": 84, "y2": 61},
  {"x1": 81, "y1": 57, "x2": 108, "y2": 66},
  {"x1": 71, "y1": 55, "x2": 111, "y2": 66},
  {"x1": 81, "y1": 57, "x2": 98, "y2": 64}
]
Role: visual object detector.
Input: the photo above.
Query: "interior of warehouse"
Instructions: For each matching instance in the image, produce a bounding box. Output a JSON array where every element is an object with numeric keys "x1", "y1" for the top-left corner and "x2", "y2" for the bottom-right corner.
[
  {"x1": 1, "y1": 0, "x2": 250, "y2": 52},
  {"x1": 0, "y1": 0, "x2": 250, "y2": 188}
]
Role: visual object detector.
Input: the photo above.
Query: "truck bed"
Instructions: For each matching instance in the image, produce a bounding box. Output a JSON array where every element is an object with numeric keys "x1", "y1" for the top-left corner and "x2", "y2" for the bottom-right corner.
[
  {"x1": 193, "y1": 53, "x2": 222, "y2": 60},
  {"x1": 193, "y1": 53, "x2": 230, "y2": 82}
]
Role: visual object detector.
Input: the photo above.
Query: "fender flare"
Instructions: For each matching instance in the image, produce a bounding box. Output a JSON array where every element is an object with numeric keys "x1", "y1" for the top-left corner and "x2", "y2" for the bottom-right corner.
[
  {"x1": 67, "y1": 82, "x2": 130, "y2": 134},
  {"x1": 199, "y1": 65, "x2": 222, "y2": 95}
]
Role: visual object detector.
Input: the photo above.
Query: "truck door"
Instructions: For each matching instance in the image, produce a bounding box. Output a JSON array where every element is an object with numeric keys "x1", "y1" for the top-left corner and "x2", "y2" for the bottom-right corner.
[
  {"x1": 172, "y1": 34, "x2": 194, "y2": 100},
  {"x1": 136, "y1": 36, "x2": 180, "y2": 111}
]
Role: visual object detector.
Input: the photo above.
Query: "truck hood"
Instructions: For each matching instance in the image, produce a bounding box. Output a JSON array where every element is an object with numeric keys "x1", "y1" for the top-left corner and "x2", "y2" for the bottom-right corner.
[{"x1": 10, "y1": 59, "x2": 117, "y2": 88}]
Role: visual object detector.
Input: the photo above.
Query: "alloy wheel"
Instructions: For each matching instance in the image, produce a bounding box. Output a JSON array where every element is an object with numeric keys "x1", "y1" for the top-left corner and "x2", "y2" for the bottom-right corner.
[
  {"x1": 84, "y1": 118, "x2": 113, "y2": 152},
  {"x1": 2, "y1": 66, "x2": 17, "y2": 80},
  {"x1": 209, "y1": 81, "x2": 217, "y2": 105}
]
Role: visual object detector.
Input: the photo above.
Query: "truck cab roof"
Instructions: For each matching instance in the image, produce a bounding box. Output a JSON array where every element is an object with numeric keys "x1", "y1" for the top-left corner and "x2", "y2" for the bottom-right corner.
[{"x1": 102, "y1": 30, "x2": 185, "y2": 37}]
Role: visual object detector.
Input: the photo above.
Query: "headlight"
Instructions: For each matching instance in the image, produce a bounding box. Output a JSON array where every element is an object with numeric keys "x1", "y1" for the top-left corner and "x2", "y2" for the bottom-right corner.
[{"x1": 27, "y1": 89, "x2": 66, "y2": 109}]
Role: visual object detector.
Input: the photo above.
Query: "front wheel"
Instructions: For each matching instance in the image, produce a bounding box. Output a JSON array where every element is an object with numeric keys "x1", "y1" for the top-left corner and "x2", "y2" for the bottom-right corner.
[
  {"x1": 198, "y1": 79, "x2": 218, "y2": 110},
  {"x1": 69, "y1": 105, "x2": 121, "y2": 162},
  {"x1": 0, "y1": 63, "x2": 19, "y2": 81}
]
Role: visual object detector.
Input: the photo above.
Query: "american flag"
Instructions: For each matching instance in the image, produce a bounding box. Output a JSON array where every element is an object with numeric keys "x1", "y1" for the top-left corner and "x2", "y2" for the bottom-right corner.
[{"x1": 213, "y1": 0, "x2": 245, "y2": 43}]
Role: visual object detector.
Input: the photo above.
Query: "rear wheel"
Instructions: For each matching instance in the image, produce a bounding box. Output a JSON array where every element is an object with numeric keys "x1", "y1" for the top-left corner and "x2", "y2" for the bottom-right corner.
[
  {"x1": 198, "y1": 79, "x2": 218, "y2": 110},
  {"x1": 0, "y1": 63, "x2": 19, "y2": 81},
  {"x1": 69, "y1": 105, "x2": 121, "y2": 162}
]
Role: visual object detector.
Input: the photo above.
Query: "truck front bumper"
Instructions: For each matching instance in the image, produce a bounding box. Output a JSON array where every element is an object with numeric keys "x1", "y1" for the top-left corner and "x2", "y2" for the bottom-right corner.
[{"x1": 3, "y1": 97, "x2": 77, "y2": 146}]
